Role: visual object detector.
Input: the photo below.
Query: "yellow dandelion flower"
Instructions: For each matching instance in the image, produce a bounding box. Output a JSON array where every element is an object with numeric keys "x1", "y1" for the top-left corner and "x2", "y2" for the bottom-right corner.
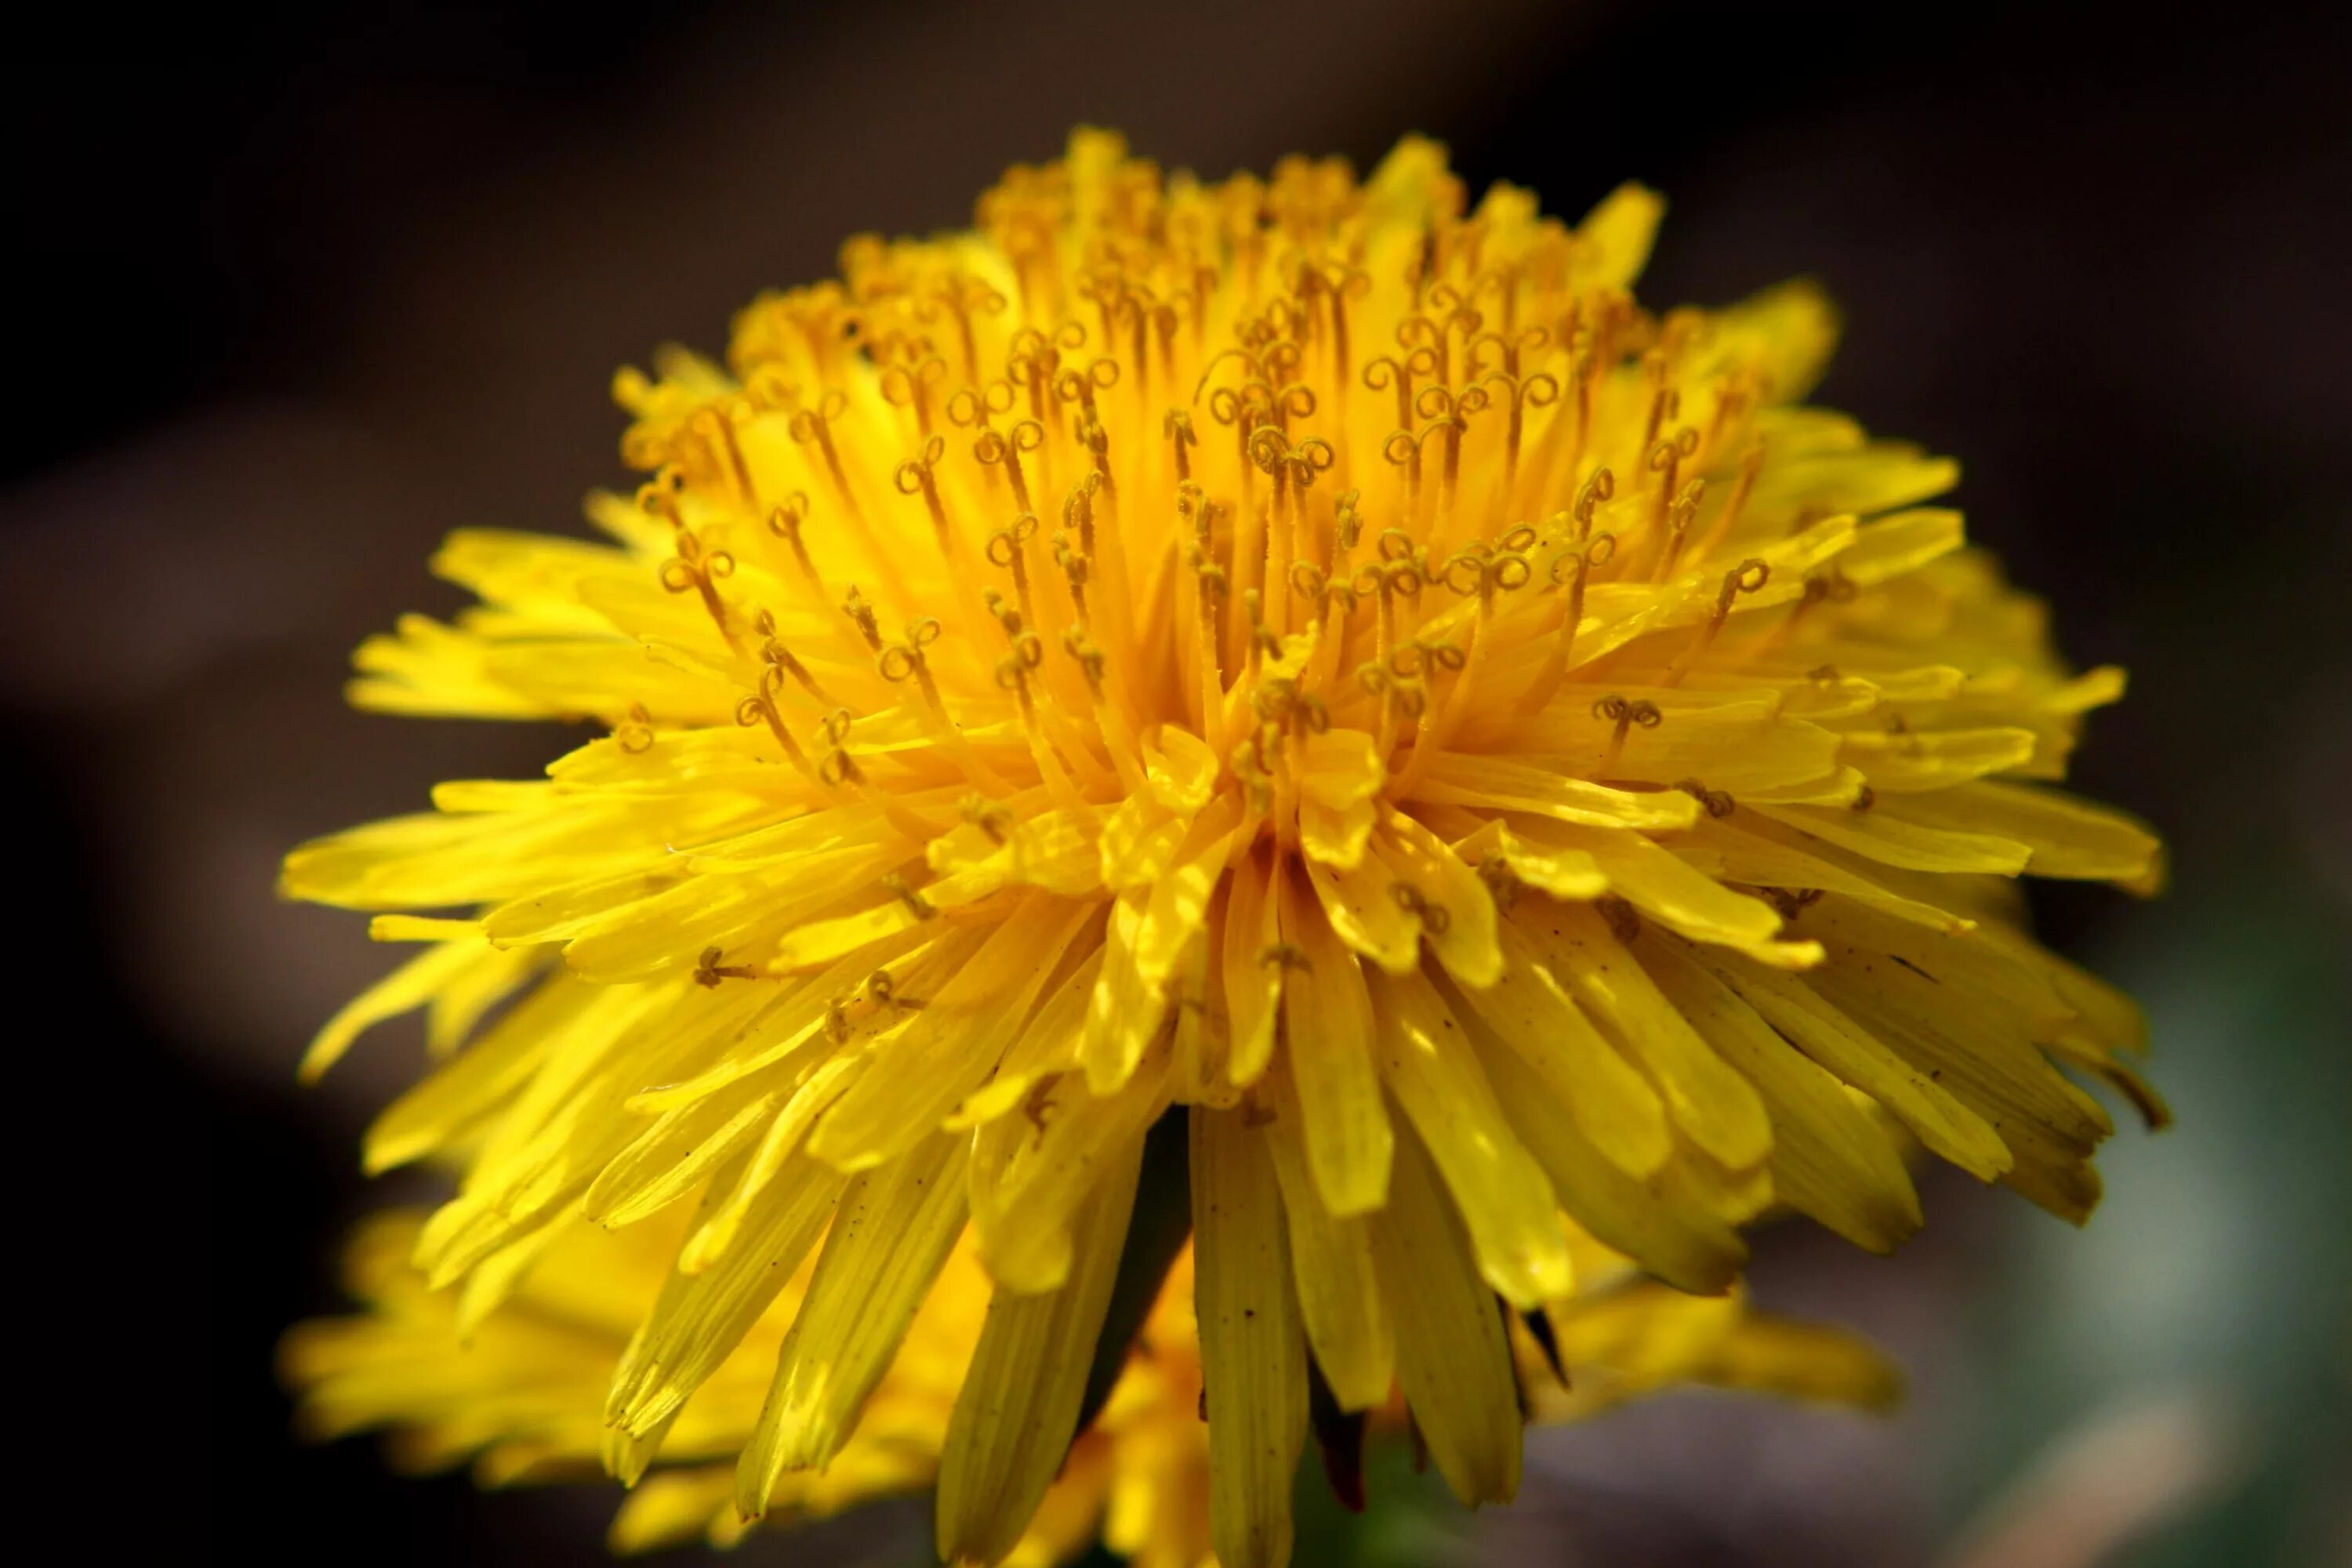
[
  {"x1": 281, "y1": 129, "x2": 2163, "y2": 1566},
  {"x1": 283, "y1": 1203, "x2": 1899, "y2": 1559}
]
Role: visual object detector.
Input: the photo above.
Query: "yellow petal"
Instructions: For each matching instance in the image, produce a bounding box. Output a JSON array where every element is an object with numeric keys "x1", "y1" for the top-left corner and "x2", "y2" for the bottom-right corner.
[
  {"x1": 951, "y1": 942, "x2": 1104, "y2": 1128},
  {"x1": 1708, "y1": 956, "x2": 2013, "y2": 1181},
  {"x1": 1280, "y1": 867, "x2": 1394, "y2": 1217},
  {"x1": 1700, "y1": 817, "x2": 1975, "y2": 933},
  {"x1": 761, "y1": 863, "x2": 998, "y2": 973},
  {"x1": 1476, "y1": 1035, "x2": 1748, "y2": 1294},
  {"x1": 1366, "y1": 1124, "x2": 1521, "y2": 1507},
  {"x1": 977, "y1": 1051, "x2": 1171, "y2": 1295},
  {"x1": 300, "y1": 938, "x2": 497, "y2": 1083},
  {"x1": 1297, "y1": 726, "x2": 1385, "y2": 811},
  {"x1": 1143, "y1": 724, "x2": 1220, "y2": 812},
  {"x1": 1457, "y1": 690, "x2": 1837, "y2": 793},
  {"x1": 1644, "y1": 946, "x2": 1921, "y2": 1252},
  {"x1": 1370, "y1": 968, "x2": 1572, "y2": 1306},
  {"x1": 1491, "y1": 823, "x2": 1608, "y2": 900},
  {"x1": 1697, "y1": 1312, "x2": 1905, "y2": 1411},
  {"x1": 1374, "y1": 810, "x2": 1502, "y2": 987},
  {"x1": 1841, "y1": 726, "x2": 2038, "y2": 793},
  {"x1": 1835, "y1": 512, "x2": 1966, "y2": 585},
  {"x1": 604, "y1": 1152, "x2": 845, "y2": 1441},
  {"x1": 360, "y1": 978, "x2": 597, "y2": 1173},
  {"x1": 1259, "y1": 1057, "x2": 1394, "y2": 1410},
  {"x1": 1714, "y1": 278, "x2": 1838, "y2": 403},
  {"x1": 609, "y1": 1470, "x2": 735, "y2": 1554},
  {"x1": 811, "y1": 897, "x2": 1096, "y2": 1168},
  {"x1": 738, "y1": 1132, "x2": 969, "y2": 1510},
  {"x1": 1752, "y1": 800, "x2": 2031, "y2": 876},
  {"x1": 1132, "y1": 797, "x2": 1240, "y2": 984},
  {"x1": 1298, "y1": 793, "x2": 1377, "y2": 870},
  {"x1": 937, "y1": 1137, "x2": 1142, "y2": 1567},
  {"x1": 1882, "y1": 782, "x2": 2163, "y2": 891},
  {"x1": 681, "y1": 1056, "x2": 862, "y2": 1274},
  {"x1": 282, "y1": 804, "x2": 655, "y2": 910},
  {"x1": 1552, "y1": 823, "x2": 1789, "y2": 950},
  {"x1": 1080, "y1": 891, "x2": 1166, "y2": 1093},
  {"x1": 583, "y1": 1086, "x2": 780, "y2": 1227},
  {"x1": 1446, "y1": 920, "x2": 1671, "y2": 1178},
  {"x1": 1747, "y1": 445, "x2": 1958, "y2": 524},
  {"x1": 1304, "y1": 840, "x2": 1420, "y2": 975},
  {"x1": 1519, "y1": 903, "x2": 1773, "y2": 1172},
  {"x1": 1190, "y1": 1105, "x2": 1308, "y2": 1568},
  {"x1": 1413, "y1": 754, "x2": 1702, "y2": 830},
  {"x1": 1098, "y1": 790, "x2": 1190, "y2": 887},
  {"x1": 1571, "y1": 181, "x2": 1664, "y2": 289},
  {"x1": 1219, "y1": 847, "x2": 1285, "y2": 1086}
]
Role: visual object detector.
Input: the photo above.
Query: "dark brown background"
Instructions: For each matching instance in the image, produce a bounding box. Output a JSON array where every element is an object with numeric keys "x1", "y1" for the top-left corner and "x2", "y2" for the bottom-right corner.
[{"x1": 5, "y1": 3, "x2": 2347, "y2": 1564}]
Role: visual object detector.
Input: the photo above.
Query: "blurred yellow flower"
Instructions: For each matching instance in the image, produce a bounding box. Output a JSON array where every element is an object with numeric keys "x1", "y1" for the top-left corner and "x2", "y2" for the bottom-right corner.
[
  {"x1": 284, "y1": 1204, "x2": 1899, "y2": 1560},
  {"x1": 281, "y1": 130, "x2": 2162, "y2": 1566}
]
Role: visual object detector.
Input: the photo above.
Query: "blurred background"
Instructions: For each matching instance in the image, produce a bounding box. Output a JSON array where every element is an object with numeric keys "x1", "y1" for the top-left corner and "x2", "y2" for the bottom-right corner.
[{"x1": 8, "y1": 2, "x2": 2346, "y2": 1563}]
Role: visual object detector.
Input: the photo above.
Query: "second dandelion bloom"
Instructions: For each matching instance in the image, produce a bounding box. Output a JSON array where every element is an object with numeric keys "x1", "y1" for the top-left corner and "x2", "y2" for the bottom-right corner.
[
  {"x1": 285, "y1": 1202, "x2": 1900, "y2": 1561},
  {"x1": 282, "y1": 130, "x2": 2165, "y2": 1566}
]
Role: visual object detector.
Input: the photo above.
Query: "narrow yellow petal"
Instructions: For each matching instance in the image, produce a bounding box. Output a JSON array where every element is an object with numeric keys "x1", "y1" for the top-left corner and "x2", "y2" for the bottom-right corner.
[
  {"x1": 1080, "y1": 891, "x2": 1166, "y2": 1093},
  {"x1": 1493, "y1": 823, "x2": 1607, "y2": 899},
  {"x1": 1261, "y1": 1056, "x2": 1395, "y2": 1411},
  {"x1": 1715, "y1": 278, "x2": 1839, "y2": 402},
  {"x1": 1298, "y1": 793, "x2": 1377, "y2": 870},
  {"x1": 1280, "y1": 866, "x2": 1393, "y2": 1216},
  {"x1": 1143, "y1": 723, "x2": 1220, "y2": 811},
  {"x1": 1709, "y1": 956, "x2": 2013, "y2": 1181},
  {"x1": 623, "y1": 926, "x2": 941, "y2": 1116},
  {"x1": 1700, "y1": 817, "x2": 1976, "y2": 933},
  {"x1": 1834, "y1": 508, "x2": 1965, "y2": 585},
  {"x1": 1366, "y1": 1123, "x2": 1521, "y2": 1507},
  {"x1": 1219, "y1": 846, "x2": 1285, "y2": 1086},
  {"x1": 738, "y1": 1132, "x2": 969, "y2": 1512},
  {"x1": 937, "y1": 1138, "x2": 1143, "y2": 1567},
  {"x1": 1571, "y1": 181, "x2": 1664, "y2": 289},
  {"x1": 1752, "y1": 800, "x2": 2031, "y2": 876},
  {"x1": 1098, "y1": 792, "x2": 1191, "y2": 887},
  {"x1": 1447, "y1": 920, "x2": 1671, "y2": 1178},
  {"x1": 1520, "y1": 902, "x2": 1774, "y2": 1172},
  {"x1": 1132, "y1": 797, "x2": 1240, "y2": 984},
  {"x1": 604, "y1": 1152, "x2": 844, "y2": 1443},
  {"x1": 950, "y1": 944, "x2": 1104, "y2": 1128},
  {"x1": 812, "y1": 897, "x2": 1096, "y2": 1168},
  {"x1": 300, "y1": 938, "x2": 494, "y2": 1083},
  {"x1": 360, "y1": 978, "x2": 589, "y2": 1173},
  {"x1": 1296, "y1": 727, "x2": 1385, "y2": 811},
  {"x1": 1414, "y1": 754, "x2": 1703, "y2": 829},
  {"x1": 1303, "y1": 842, "x2": 1420, "y2": 975},
  {"x1": 1374, "y1": 810, "x2": 1502, "y2": 987},
  {"x1": 978, "y1": 1054, "x2": 1171, "y2": 1295},
  {"x1": 1841, "y1": 725, "x2": 2038, "y2": 793},
  {"x1": 1370, "y1": 967, "x2": 1572, "y2": 1306},
  {"x1": 1882, "y1": 782, "x2": 2163, "y2": 891},
  {"x1": 609, "y1": 1470, "x2": 735, "y2": 1555},
  {"x1": 683, "y1": 1056, "x2": 862, "y2": 1273},
  {"x1": 760, "y1": 866, "x2": 977, "y2": 972},
  {"x1": 583, "y1": 1086, "x2": 780, "y2": 1227},
  {"x1": 1642, "y1": 944, "x2": 1921, "y2": 1252},
  {"x1": 1475, "y1": 1034, "x2": 1747, "y2": 1294},
  {"x1": 1747, "y1": 445, "x2": 1958, "y2": 524},
  {"x1": 1563, "y1": 823, "x2": 1789, "y2": 949},
  {"x1": 1455, "y1": 690, "x2": 1837, "y2": 793},
  {"x1": 1190, "y1": 1105, "x2": 1308, "y2": 1568}
]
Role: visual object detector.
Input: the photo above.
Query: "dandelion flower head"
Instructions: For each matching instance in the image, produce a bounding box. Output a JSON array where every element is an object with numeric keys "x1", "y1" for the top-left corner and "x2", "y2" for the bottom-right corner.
[{"x1": 282, "y1": 129, "x2": 2164, "y2": 1566}]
